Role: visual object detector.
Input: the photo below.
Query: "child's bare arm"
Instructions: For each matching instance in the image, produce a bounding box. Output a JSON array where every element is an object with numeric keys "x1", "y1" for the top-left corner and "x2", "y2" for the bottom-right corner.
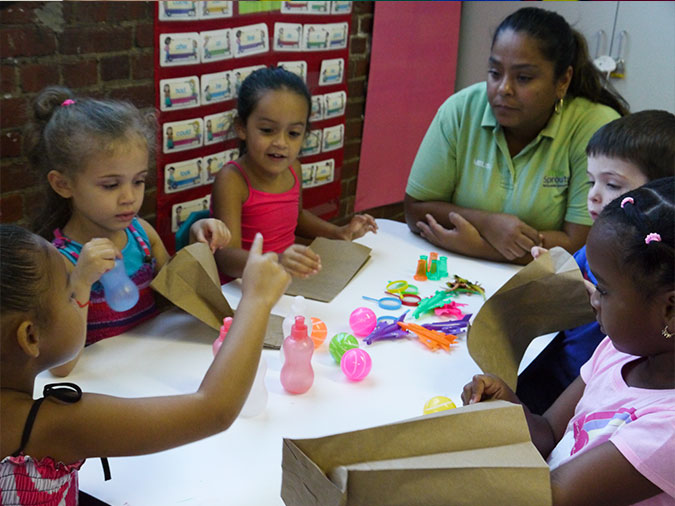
[
  {"x1": 50, "y1": 239, "x2": 118, "y2": 377},
  {"x1": 212, "y1": 165, "x2": 250, "y2": 278},
  {"x1": 550, "y1": 443, "x2": 663, "y2": 505},
  {"x1": 30, "y1": 234, "x2": 291, "y2": 463},
  {"x1": 137, "y1": 217, "x2": 170, "y2": 272}
]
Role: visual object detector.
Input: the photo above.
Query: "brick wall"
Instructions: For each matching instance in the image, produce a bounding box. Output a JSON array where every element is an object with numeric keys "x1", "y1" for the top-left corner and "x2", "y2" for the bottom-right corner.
[{"x1": 0, "y1": 1, "x2": 404, "y2": 229}]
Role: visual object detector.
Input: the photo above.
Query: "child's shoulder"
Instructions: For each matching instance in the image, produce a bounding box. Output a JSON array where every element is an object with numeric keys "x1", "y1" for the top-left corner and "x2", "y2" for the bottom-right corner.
[{"x1": 213, "y1": 161, "x2": 249, "y2": 198}]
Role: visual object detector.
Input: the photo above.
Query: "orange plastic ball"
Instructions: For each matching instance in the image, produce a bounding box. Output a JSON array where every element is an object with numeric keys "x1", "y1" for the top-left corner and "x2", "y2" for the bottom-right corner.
[{"x1": 310, "y1": 317, "x2": 327, "y2": 349}]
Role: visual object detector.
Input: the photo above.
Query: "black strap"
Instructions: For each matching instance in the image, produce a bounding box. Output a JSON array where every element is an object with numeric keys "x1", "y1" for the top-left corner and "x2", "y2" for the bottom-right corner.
[{"x1": 11, "y1": 382, "x2": 111, "y2": 481}]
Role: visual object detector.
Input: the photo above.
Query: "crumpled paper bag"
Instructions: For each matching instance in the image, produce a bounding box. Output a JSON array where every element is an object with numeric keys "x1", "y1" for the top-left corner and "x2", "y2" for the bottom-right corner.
[
  {"x1": 151, "y1": 242, "x2": 284, "y2": 348},
  {"x1": 467, "y1": 247, "x2": 596, "y2": 390}
]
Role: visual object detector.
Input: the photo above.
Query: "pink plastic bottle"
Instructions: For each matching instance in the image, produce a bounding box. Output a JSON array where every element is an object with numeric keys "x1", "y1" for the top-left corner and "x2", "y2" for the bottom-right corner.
[
  {"x1": 280, "y1": 316, "x2": 314, "y2": 394},
  {"x1": 212, "y1": 317, "x2": 233, "y2": 356}
]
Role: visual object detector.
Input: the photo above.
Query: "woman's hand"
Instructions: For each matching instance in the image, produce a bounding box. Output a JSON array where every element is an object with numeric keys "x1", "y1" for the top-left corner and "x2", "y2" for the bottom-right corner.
[
  {"x1": 241, "y1": 233, "x2": 291, "y2": 309},
  {"x1": 481, "y1": 214, "x2": 541, "y2": 260},
  {"x1": 75, "y1": 238, "x2": 119, "y2": 288},
  {"x1": 531, "y1": 246, "x2": 549, "y2": 259},
  {"x1": 338, "y1": 214, "x2": 378, "y2": 240},
  {"x1": 461, "y1": 373, "x2": 520, "y2": 405},
  {"x1": 190, "y1": 218, "x2": 231, "y2": 252},
  {"x1": 280, "y1": 244, "x2": 321, "y2": 278},
  {"x1": 416, "y1": 212, "x2": 484, "y2": 254}
]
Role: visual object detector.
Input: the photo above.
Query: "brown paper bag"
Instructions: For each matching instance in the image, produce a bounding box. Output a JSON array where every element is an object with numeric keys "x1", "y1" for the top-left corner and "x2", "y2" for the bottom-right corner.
[
  {"x1": 150, "y1": 242, "x2": 284, "y2": 348},
  {"x1": 281, "y1": 400, "x2": 551, "y2": 506},
  {"x1": 467, "y1": 247, "x2": 596, "y2": 390},
  {"x1": 285, "y1": 237, "x2": 371, "y2": 302}
]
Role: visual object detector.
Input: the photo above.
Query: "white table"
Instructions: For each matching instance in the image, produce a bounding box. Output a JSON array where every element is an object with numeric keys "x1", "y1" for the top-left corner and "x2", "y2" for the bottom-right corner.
[{"x1": 36, "y1": 219, "x2": 549, "y2": 506}]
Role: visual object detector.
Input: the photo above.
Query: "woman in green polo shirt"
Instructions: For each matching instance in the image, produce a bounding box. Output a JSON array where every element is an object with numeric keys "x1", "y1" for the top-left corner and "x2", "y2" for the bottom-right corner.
[{"x1": 404, "y1": 7, "x2": 628, "y2": 263}]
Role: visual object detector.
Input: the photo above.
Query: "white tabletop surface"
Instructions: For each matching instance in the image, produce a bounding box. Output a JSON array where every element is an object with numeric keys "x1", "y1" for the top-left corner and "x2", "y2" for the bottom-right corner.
[{"x1": 35, "y1": 219, "x2": 552, "y2": 506}]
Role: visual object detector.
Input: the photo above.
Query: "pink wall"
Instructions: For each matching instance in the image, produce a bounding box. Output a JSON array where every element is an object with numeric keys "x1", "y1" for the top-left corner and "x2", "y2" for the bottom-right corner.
[{"x1": 355, "y1": 1, "x2": 461, "y2": 212}]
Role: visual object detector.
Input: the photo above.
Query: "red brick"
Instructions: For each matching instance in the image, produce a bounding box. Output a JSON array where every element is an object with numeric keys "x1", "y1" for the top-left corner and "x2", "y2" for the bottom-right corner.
[
  {"x1": 101, "y1": 54, "x2": 130, "y2": 81},
  {"x1": 1, "y1": 64, "x2": 17, "y2": 94},
  {"x1": 0, "y1": 2, "x2": 40, "y2": 24},
  {"x1": 349, "y1": 36, "x2": 367, "y2": 55},
  {"x1": 1, "y1": 25, "x2": 57, "y2": 58},
  {"x1": 347, "y1": 78, "x2": 365, "y2": 98},
  {"x1": 62, "y1": 2, "x2": 109, "y2": 23},
  {"x1": 341, "y1": 159, "x2": 358, "y2": 179},
  {"x1": 343, "y1": 141, "x2": 362, "y2": 160},
  {"x1": 59, "y1": 26, "x2": 132, "y2": 55},
  {"x1": 63, "y1": 59, "x2": 98, "y2": 89},
  {"x1": 21, "y1": 63, "x2": 61, "y2": 93},
  {"x1": 0, "y1": 97, "x2": 28, "y2": 129},
  {"x1": 346, "y1": 100, "x2": 365, "y2": 120},
  {"x1": 0, "y1": 130, "x2": 23, "y2": 158},
  {"x1": 135, "y1": 22, "x2": 155, "y2": 48},
  {"x1": 108, "y1": 83, "x2": 154, "y2": 109},
  {"x1": 131, "y1": 51, "x2": 154, "y2": 80},
  {"x1": 0, "y1": 193, "x2": 24, "y2": 223},
  {"x1": 358, "y1": 15, "x2": 373, "y2": 35},
  {"x1": 345, "y1": 119, "x2": 363, "y2": 140},
  {"x1": 109, "y1": 2, "x2": 152, "y2": 22},
  {"x1": 0, "y1": 160, "x2": 39, "y2": 193},
  {"x1": 349, "y1": 58, "x2": 369, "y2": 79},
  {"x1": 352, "y1": 2, "x2": 374, "y2": 15}
]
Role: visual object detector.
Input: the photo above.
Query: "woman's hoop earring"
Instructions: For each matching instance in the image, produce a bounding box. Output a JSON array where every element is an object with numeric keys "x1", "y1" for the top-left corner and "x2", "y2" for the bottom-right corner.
[
  {"x1": 662, "y1": 324, "x2": 674, "y2": 339},
  {"x1": 554, "y1": 97, "x2": 564, "y2": 115}
]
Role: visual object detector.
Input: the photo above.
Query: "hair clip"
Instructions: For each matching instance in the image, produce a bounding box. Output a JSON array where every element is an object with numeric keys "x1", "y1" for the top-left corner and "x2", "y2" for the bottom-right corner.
[
  {"x1": 61, "y1": 99, "x2": 76, "y2": 107},
  {"x1": 620, "y1": 197, "x2": 634, "y2": 208},
  {"x1": 645, "y1": 233, "x2": 662, "y2": 244}
]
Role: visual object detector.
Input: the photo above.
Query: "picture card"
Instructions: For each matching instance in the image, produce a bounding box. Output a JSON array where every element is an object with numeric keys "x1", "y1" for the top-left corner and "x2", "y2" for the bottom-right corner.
[
  {"x1": 303, "y1": 24, "x2": 330, "y2": 51},
  {"x1": 300, "y1": 129, "x2": 322, "y2": 157},
  {"x1": 321, "y1": 124, "x2": 344, "y2": 152},
  {"x1": 274, "y1": 23, "x2": 303, "y2": 52},
  {"x1": 160, "y1": 32, "x2": 200, "y2": 67},
  {"x1": 233, "y1": 23, "x2": 269, "y2": 58},
  {"x1": 309, "y1": 95, "x2": 323, "y2": 121},
  {"x1": 160, "y1": 76, "x2": 200, "y2": 111},
  {"x1": 204, "y1": 110, "x2": 236, "y2": 146},
  {"x1": 318, "y1": 58, "x2": 344, "y2": 86},
  {"x1": 204, "y1": 148, "x2": 238, "y2": 184},
  {"x1": 331, "y1": 1, "x2": 352, "y2": 14},
  {"x1": 301, "y1": 158, "x2": 334, "y2": 188},
  {"x1": 233, "y1": 64, "x2": 266, "y2": 97},
  {"x1": 159, "y1": 1, "x2": 198, "y2": 21},
  {"x1": 163, "y1": 118, "x2": 203, "y2": 154},
  {"x1": 201, "y1": 70, "x2": 234, "y2": 105},
  {"x1": 278, "y1": 60, "x2": 308, "y2": 82},
  {"x1": 199, "y1": 1, "x2": 232, "y2": 19},
  {"x1": 201, "y1": 28, "x2": 232, "y2": 63},
  {"x1": 281, "y1": 1, "x2": 331, "y2": 14},
  {"x1": 323, "y1": 90, "x2": 346, "y2": 119},
  {"x1": 171, "y1": 195, "x2": 211, "y2": 233},
  {"x1": 164, "y1": 157, "x2": 204, "y2": 194}
]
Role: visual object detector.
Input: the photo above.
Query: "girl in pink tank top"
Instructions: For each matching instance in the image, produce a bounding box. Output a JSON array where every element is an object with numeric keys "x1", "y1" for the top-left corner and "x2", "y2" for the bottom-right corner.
[{"x1": 212, "y1": 67, "x2": 378, "y2": 280}]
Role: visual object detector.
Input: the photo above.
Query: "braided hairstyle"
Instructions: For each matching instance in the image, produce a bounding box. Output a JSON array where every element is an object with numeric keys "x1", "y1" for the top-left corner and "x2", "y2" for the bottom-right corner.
[
  {"x1": 595, "y1": 177, "x2": 674, "y2": 299},
  {"x1": 25, "y1": 86, "x2": 156, "y2": 239}
]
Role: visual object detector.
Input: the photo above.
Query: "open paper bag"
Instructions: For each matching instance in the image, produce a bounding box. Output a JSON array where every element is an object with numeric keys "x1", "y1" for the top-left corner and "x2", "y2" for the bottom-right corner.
[
  {"x1": 281, "y1": 400, "x2": 551, "y2": 506},
  {"x1": 467, "y1": 247, "x2": 596, "y2": 390},
  {"x1": 285, "y1": 237, "x2": 371, "y2": 302},
  {"x1": 150, "y1": 242, "x2": 284, "y2": 348}
]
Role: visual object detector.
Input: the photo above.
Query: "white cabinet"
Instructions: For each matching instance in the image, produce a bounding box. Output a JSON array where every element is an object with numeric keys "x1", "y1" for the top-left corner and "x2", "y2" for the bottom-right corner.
[{"x1": 455, "y1": 1, "x2": 675, "y2": 113}]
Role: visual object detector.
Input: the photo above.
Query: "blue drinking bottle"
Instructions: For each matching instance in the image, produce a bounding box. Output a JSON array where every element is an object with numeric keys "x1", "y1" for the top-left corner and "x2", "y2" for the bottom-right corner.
[{"x1": 100, "y1": 259, "x2": 139, "y2": 312}]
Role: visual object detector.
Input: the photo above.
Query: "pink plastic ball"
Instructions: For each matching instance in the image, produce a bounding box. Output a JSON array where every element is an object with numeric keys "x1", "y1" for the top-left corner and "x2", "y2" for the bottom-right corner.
[
  {"x1": 349, "y1": 307, "x2": 377, "y2": 337},
  {"x1": 340, "y1": 348, "x2": 372, "y2": 381}
]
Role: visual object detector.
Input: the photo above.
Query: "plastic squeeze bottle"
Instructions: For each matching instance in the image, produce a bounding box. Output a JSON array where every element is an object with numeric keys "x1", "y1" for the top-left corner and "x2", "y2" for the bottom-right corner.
[
  {"x1": 212, "y1": 317, "x2": 233, "y2": 356},
  {"x1": 100, "y1": 259, "x2": 139, "y2": 312},
  {"x1": 280, "y1": 316, "x2": 314, "y2": 394},
  {"x1": 280, "y1": 295, "x2": 312, "y2": 363}
]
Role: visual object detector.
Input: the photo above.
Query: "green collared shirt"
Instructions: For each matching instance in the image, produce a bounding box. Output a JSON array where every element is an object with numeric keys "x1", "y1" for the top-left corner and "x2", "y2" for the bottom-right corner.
[{"x1": 406, "y1": 82, "x2": 620, "y2": 230}]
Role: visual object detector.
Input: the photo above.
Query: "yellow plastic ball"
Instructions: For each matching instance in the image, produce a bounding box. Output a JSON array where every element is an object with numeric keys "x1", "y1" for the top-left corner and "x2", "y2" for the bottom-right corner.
[{"x1": 423, "y1": 396, "x2": 456, "y2": 415}]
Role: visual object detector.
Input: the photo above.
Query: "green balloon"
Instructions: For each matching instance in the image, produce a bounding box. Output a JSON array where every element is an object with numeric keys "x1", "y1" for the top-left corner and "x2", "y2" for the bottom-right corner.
[{"x1": 329, "y1": 332, "x2": 359, "y2": 364}]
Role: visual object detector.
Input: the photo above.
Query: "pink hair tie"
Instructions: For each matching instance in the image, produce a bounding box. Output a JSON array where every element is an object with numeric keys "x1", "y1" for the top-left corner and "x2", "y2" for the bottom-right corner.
[
  {"x1": 645, "y1": 233, "x2": 662, "y2": 244},
  {"x1": 61, "y1": 99, "x2": 76, "y2": 107},
  {"x1": 620, "y1": 197, "x2": 634, "y2": 208}
]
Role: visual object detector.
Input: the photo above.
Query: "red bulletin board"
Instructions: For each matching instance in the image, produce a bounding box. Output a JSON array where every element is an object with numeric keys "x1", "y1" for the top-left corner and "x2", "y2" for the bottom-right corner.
[
  {"x1": 153, "y1": 1, "x2": 352, "y2": 254},
  {"x1": 354, "y1": 1, "x2": 461, "y2": 212}
]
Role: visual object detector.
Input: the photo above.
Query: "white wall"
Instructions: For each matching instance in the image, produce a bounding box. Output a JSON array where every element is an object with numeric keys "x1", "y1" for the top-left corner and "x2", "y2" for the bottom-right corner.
[{"x1": 455, "y1": 1, "x2": 675, "y2": 113}]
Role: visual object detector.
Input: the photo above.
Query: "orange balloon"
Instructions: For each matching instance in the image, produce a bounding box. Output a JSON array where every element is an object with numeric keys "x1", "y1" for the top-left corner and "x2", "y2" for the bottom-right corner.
[{"x1": 310, "y1": 317, "x2": 327, "y2": 349}]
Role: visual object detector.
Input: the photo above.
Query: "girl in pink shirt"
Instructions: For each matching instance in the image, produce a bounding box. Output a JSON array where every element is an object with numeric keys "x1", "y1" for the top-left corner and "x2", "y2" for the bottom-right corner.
[
  {"x1": 463, "y1": 178, "x2": 674, "y2": 505},
  {"x1": 212, "y1": 67, "x2": 377, "y2": 280}
]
